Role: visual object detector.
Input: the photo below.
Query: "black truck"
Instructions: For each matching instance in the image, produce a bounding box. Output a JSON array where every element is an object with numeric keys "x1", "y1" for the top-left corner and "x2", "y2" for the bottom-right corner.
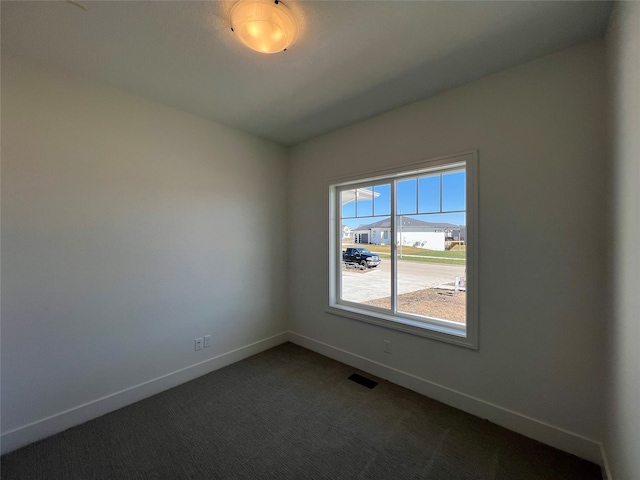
[{"x1": 342, "y1": 247, "x2": 381, "y2": 269}]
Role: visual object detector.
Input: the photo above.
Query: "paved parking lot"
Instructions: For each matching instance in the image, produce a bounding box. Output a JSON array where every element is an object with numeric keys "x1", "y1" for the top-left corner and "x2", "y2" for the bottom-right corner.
[{"x1": 342, "y1": 260, "x2": 465, "y2": 303}]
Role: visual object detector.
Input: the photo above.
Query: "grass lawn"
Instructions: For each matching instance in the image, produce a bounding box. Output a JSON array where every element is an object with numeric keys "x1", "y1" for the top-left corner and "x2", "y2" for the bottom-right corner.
[{"x1": 394, "y1": 256, "x2": 465, "y2": 266}]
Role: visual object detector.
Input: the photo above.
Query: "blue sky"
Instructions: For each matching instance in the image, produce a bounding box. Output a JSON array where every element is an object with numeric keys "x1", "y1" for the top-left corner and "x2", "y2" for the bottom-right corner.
[{"x1": 341, "y1": 171, "x2": 466, "y2": 229}]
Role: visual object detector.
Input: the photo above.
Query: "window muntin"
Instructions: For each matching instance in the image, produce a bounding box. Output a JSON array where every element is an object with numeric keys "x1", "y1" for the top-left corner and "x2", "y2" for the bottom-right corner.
[{"x1": 329, "y1": 152, "x2": 477, "y2": 348}]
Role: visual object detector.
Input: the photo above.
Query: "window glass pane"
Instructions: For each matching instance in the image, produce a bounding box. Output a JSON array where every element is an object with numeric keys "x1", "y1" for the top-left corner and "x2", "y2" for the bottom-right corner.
[
  {"x1": 340, "y1": 210, "x2": 391, "y2": 309},
  {"x1": 397, "y1": 178, "x2": 417, "y2": 215},
  {"x1": 373, "y1": 184, "x2": 391, "y2": 216},
  {"x1": 442, "y1": 171, "x2": 465, "y2": 212},
  {"x1": 356, "y1": 187, "x2": 373, "y2": 217},
  {"x1": 341, "y1": 189, "x2": 356, "y2": 218},
  {"x1": 418, "y1": 174, "x2": 440, "y2": 213},
  {"x1": 396, "y1": 213, "x2": 466, "y2": 324}
]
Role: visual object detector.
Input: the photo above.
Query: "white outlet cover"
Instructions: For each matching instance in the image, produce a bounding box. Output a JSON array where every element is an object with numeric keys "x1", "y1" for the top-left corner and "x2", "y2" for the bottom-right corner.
[
  {"x1": 195, "y1": 338, "x2": 203, "y2": 351},
  {"x1": 204, "y1": 335, "x2": 211, "y2": 348}
]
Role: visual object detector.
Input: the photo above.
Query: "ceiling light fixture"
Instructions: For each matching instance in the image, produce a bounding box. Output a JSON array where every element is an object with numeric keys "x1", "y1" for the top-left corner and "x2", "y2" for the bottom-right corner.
[{"x1": 230, "y1": 0, "x2": 298, "y2": 54}]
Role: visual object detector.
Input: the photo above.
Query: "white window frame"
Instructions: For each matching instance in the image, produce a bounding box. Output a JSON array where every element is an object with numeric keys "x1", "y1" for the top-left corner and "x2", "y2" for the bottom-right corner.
[{"x1": 327, "y1": 151, "x2": 478, "y2": 349}]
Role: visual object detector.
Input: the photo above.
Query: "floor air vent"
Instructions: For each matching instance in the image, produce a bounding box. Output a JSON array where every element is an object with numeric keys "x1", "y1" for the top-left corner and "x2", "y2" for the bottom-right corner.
[{"x1": 348, "y1": 373, "x2": 378, "y2": 389}]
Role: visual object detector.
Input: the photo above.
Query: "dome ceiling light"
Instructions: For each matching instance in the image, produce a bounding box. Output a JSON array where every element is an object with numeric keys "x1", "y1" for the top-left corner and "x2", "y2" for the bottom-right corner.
[{"x1": 230, "y1": 0, "x2": 298, "y2": 54}]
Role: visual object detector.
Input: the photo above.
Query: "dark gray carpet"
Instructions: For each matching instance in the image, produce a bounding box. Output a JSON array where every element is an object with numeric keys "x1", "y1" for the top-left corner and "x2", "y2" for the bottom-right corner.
[{"x1": 1, "y1": 342, "x2": 602, "y2": 479}]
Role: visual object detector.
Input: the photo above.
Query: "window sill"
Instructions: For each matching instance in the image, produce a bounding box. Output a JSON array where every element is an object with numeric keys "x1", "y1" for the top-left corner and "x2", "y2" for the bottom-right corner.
[{"x1": 326, "y1": 303, "x2": 477, "y2": 349}]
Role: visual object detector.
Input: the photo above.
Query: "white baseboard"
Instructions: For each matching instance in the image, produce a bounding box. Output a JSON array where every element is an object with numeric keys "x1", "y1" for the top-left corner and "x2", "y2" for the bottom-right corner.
[
  {"x1": 288, "y1": 331, "x2": 605, "y2": 469},
  {"x1": 1, "y1": 332, "x2": 289, "y2": 455},
  {"x1": 600, "y1": 443, "x2": 613, "y2": 480}
]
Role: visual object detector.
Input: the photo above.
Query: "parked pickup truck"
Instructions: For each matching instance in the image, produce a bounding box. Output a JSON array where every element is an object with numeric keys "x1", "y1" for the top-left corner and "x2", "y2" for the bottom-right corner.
[{"x1": 342, "y1": 247, "x2": 381, "y2": 269}]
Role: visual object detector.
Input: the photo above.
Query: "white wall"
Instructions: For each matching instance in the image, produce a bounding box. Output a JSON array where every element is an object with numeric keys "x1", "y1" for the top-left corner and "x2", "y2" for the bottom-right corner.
[
  {"x1": 289, "y1": 41, "x2": 608, "y2": 462},
  {"x1": 397, "y1": 231, "x2": 445, "y2": 251},
  {"x1": 1, "y1": 55, "x2": 288, "y2": 451},
  {"x1": 605, "y1": 3, "x2": 640, "y2": 479}
]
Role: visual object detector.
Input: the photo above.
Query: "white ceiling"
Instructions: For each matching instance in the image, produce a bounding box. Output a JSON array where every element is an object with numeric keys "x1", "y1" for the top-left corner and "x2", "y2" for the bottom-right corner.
[{"x1": 1, "y1": 1, "x2": 612, "y2": 146}]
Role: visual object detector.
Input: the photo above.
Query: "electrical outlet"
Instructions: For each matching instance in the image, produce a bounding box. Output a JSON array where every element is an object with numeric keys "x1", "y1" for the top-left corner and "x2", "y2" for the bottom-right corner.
[
  {"x1": 384, "y1": 340, "x2": 391, "y2": 354},
  {"x1": 195, "y1": 338, "x2": 203, "y2": 351},
  {"x1": 204, "y1": 335, "x2": 212, "y2": 348}
]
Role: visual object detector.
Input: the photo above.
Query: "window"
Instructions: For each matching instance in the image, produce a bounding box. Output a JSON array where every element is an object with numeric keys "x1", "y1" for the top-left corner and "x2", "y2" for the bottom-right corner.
[{"x1": 328, "y1": 151, "x2": 477, "y2": 348}]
